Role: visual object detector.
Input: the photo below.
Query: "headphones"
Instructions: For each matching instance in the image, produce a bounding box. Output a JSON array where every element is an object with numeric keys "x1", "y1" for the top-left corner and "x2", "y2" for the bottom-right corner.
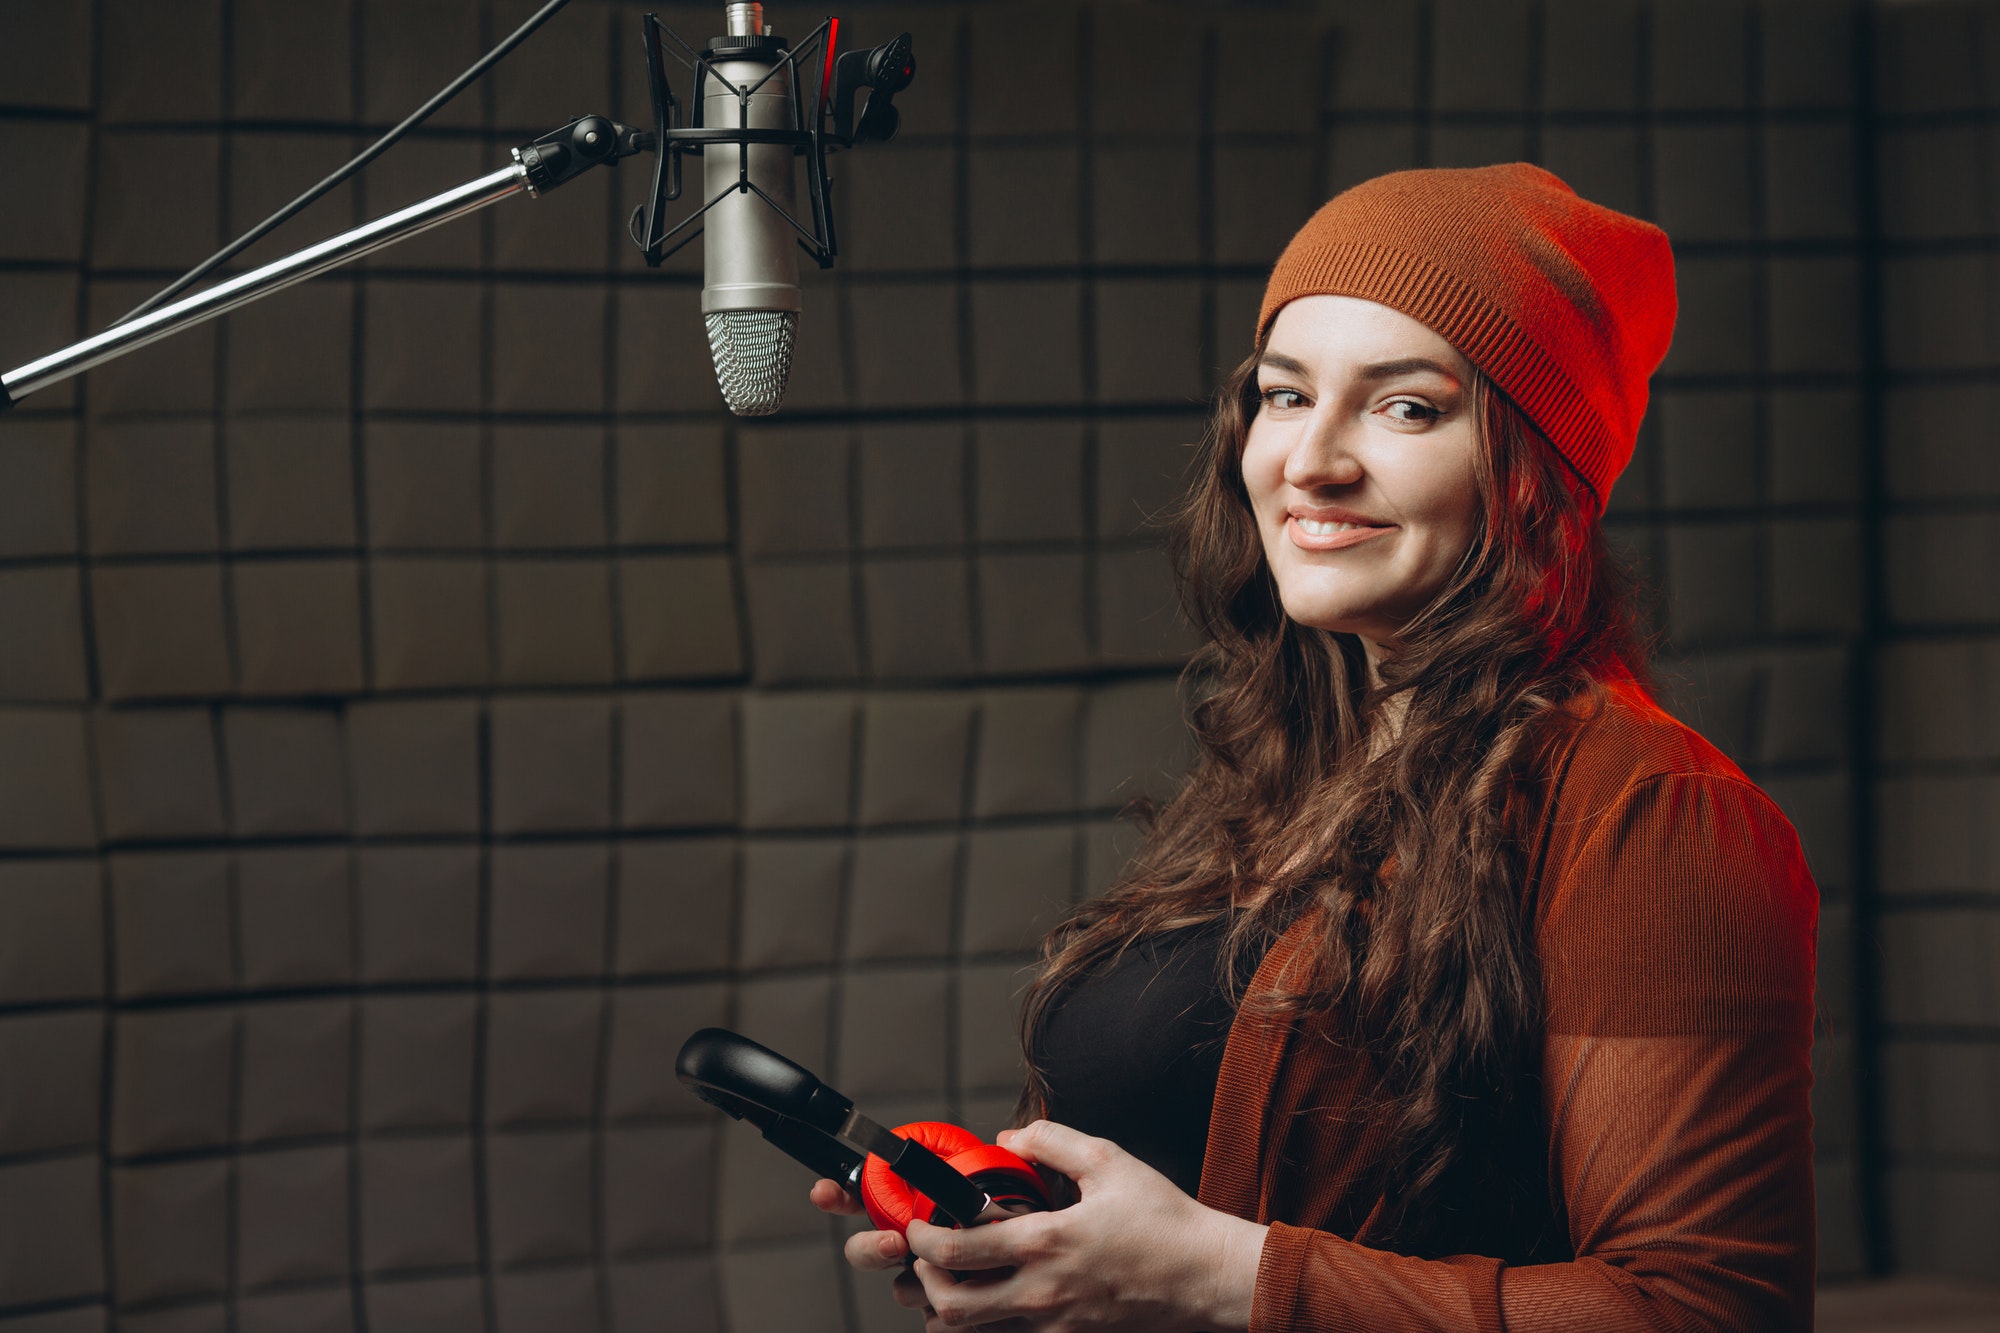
[{"x1": 676, "y1": 1027, "x2": 1052, "y2": 1234}]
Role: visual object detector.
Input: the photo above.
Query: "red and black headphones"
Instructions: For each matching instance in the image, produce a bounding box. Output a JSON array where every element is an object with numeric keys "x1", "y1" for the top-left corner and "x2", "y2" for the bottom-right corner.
[{"x1": 676, "y1": 1027, "x2": 1052, "y2": 1235}]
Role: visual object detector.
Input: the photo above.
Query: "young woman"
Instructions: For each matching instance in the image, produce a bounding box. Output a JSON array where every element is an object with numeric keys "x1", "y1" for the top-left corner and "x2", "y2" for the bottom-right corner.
[{"x1": 811, "y1": 163, "x2": 1818, "y2": 1332}]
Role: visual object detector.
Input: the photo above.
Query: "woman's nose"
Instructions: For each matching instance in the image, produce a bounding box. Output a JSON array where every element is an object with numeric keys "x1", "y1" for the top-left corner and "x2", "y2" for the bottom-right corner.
[{"x1": 1282, "y1": 414, "x2": 1364, "y2": 490}]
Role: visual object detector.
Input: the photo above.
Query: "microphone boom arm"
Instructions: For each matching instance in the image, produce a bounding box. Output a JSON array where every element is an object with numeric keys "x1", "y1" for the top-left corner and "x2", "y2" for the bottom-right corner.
[{"x1": 1, "y1": 115, "x2": 648, "y2": 412}]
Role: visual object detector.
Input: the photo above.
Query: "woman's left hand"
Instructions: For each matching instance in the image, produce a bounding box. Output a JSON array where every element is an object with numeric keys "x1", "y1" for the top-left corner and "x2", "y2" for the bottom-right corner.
[{"x1": 899, "y1": 1120, "x2": 1267, "y2": 1333}]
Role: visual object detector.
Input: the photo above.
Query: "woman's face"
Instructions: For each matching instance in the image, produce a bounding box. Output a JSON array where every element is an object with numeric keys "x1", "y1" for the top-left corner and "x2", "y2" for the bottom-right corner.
[{"x1": 1240, "y1": 295, "x2": 1483, "y2": 654}]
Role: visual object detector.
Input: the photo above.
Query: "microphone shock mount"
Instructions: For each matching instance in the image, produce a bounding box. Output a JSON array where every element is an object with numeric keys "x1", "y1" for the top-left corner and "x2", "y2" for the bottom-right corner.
[{"x1": 631, "y1": 10, "x2": 915, "y2": 270}]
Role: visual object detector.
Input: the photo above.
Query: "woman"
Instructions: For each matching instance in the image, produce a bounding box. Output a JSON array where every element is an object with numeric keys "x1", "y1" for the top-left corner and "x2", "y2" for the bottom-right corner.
[{"x1": 812, "y1": 163, "x2": 1818, "y2": 1332}]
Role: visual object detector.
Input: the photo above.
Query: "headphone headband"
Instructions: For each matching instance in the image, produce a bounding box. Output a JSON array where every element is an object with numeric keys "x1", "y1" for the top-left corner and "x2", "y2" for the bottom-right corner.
[{"x1": 675, "y1": 1026, "x2": 995, "y2": 1226}]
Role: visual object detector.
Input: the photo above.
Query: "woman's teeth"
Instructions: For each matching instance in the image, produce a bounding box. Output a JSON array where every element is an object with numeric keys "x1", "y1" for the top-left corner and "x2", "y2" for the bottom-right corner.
[{"x1": 1297, "y1": 518, "x2": 1367, "y2": 535}]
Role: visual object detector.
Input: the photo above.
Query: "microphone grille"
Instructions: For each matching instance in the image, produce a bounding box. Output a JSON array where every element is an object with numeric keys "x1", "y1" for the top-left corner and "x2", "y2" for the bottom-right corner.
[{"x1": 704, "y1": 310, "x2": 796, "y2": 416}]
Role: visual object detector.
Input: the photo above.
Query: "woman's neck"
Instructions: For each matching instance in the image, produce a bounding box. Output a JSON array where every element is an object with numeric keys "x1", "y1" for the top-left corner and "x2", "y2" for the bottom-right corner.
[{"x1": 1361, "y1": 635, "x2": 1406, "y2": 758}]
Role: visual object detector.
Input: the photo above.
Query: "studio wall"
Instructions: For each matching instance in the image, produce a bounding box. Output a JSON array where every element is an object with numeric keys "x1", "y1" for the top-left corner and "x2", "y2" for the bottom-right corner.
[{"x1": 0, "y1": 1, "x2": 1994, "y2": 1331}]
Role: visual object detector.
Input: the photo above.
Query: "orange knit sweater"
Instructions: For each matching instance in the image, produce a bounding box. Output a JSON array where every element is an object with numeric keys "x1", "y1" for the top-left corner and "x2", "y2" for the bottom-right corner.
[{"x1": 1196, "y1": 681, "x2": 1820, "y2": 1332}]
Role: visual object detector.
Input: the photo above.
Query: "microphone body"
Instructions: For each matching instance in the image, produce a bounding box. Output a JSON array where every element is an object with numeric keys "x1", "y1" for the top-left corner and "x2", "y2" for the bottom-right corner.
[{"x1": 701, "y1": 1, "x2": 799, "y2": 415}]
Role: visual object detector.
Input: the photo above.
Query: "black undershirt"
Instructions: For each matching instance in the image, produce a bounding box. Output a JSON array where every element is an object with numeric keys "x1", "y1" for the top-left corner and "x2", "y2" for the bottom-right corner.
[{"x1": 1032, "y1": 917, "x2": 1270, "y2": 1197}]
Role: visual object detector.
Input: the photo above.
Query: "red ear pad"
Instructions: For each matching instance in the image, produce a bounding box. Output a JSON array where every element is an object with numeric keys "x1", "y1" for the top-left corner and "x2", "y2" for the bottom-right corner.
[
  {"x1": 861, "y1": 1121, "x2": 983, "y2": 1234},
  {"x1": 940, "y1": 1143, "x2": 1052, "y2": 1215}
]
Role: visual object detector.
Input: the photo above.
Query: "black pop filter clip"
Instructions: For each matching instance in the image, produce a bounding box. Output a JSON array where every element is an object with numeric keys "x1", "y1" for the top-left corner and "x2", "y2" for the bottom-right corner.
[{"x1": 676, "y1": 1027, "x2": 994, "y2": 1227}]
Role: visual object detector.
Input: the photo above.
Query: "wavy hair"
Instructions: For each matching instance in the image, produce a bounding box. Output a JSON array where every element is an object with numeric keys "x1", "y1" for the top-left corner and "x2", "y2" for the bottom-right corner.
[{"x1": 1014, "y1": 347, "x2": 1653, "y2": 1246}]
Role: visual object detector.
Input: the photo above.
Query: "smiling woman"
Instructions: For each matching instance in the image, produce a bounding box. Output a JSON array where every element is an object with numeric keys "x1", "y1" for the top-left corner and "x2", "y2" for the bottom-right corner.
[{"x1": 813, "y1": 164, "x2": 1819, "y2": 1333}]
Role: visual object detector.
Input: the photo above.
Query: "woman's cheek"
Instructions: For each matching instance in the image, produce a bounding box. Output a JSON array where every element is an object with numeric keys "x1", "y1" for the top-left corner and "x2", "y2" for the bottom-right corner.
[{"x1": 1240, "y1": 435, "x2": 1293, "y2": 547}]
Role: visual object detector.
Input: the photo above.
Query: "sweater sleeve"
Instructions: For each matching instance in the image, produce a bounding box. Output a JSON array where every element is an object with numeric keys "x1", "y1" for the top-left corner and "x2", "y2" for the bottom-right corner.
[{"x1": 1247, "y1": 772, "x2": 1820, "y2": 1333}]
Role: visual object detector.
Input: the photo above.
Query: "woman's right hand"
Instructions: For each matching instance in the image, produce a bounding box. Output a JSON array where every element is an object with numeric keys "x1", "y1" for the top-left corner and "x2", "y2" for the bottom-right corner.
[{"x1": 809, "y1": 1180, "x2": 930, "y2": 1314}]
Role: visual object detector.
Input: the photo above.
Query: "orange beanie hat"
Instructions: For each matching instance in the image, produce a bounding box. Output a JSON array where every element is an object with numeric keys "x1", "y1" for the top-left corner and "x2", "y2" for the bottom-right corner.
[{"x1": 1258, "y1": 163, "x2": 1676, "y2": 503}]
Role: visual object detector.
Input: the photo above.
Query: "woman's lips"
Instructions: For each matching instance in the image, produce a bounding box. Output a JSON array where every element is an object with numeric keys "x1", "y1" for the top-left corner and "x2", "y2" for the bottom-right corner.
[{"x1": 1287, "y1": 514, "x2": 1393, "y2": 551}]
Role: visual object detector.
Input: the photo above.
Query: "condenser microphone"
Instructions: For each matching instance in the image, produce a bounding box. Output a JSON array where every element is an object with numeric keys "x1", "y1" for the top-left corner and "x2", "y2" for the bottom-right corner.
[{"x1": 702, "y1": 1, "x2": 798, "y2": 416}]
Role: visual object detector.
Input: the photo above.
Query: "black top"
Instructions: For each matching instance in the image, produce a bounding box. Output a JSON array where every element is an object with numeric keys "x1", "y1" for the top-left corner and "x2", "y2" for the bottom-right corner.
[{"x1": 1032, "y1": 916, "x2": 1270, "y2": 1197}]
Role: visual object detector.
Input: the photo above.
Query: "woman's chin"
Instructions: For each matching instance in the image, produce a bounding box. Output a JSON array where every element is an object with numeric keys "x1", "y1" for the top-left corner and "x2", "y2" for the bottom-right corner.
[
  {"x1": 1279, "y1": 600, "x2": 1366, "y2": 636},
  {"x1": 1277, "y1": 599, "x2": 1417, "y2": 654}
]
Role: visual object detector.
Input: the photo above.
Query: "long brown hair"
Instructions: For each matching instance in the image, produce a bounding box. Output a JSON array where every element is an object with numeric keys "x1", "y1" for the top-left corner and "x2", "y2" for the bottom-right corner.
[{"x1": 1015, "y1": 348, "x2": 1652, "y2": 1243}]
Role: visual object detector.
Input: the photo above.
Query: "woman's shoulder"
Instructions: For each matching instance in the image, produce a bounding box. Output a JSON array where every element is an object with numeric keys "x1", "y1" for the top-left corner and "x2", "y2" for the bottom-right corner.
[
  {"x1": 1553, "y1": 676, "x2": 1756, "y2": 798},
  {"x1": 1541, "y1": 674, "x2": 1807, "y2": 871},
  {"x1": 1532, "y1": 677, "x2": 1819, "y2": 1037}
]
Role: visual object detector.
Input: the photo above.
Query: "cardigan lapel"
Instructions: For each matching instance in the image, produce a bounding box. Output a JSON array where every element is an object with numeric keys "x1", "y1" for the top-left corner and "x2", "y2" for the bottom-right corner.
[
  {"x1": 1197, "y1": 908, "x2": 1402, "y2": 1234},
  {"x1": 1195, "y1": 911, "x2": 1318, "y2": 1219}
]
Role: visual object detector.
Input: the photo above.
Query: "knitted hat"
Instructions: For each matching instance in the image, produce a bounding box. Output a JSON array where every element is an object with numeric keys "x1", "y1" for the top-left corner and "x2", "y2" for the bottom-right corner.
[{"x1": 1257, "y1": 163, "x2": 1676, "y2": 503}]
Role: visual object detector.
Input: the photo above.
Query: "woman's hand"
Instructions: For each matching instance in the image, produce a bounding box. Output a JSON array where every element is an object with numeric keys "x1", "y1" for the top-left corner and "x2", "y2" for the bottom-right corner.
[
  {"x1": 808, "y1": 1177, "x2": 931, "y2": 1316},
  {"x1": 889, "y1": 1121, "x2": 1266, "y2": 1333}
]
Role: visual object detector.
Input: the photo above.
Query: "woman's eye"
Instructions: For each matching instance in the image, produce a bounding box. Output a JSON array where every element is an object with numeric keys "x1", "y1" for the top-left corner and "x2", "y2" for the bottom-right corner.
[
  {"x1": 1382, "y1": 398, "x2": 1440, "y2": 424},
  {"x1": 1261, "y1": 388, "x2": 1308, "y2": 410}
]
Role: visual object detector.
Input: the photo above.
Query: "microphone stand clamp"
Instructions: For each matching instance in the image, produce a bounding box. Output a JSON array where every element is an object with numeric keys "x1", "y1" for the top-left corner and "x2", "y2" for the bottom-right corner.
[{"x1": 513, "y1": 114, "x2": 654, "y2": 197}]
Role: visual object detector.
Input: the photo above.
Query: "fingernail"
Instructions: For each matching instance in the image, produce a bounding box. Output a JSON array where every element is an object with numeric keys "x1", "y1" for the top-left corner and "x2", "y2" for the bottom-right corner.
[{"x1": 878, "y1": 1234, "x2": 899, "y2": 1258}]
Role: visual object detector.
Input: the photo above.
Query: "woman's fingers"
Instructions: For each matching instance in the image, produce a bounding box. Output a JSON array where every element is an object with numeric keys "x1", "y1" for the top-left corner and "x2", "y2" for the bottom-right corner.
[
  {"x1": 889, "y1": 1269, "x2": 929, "y2": 1309},
  {"x1": 903, "y1": 1215, "x2": 1033, "y2": 1274},
  {"x1": 841, "y1": 1225, "x2": 910, "y2": 1272},
  {"x1": 906, "y1": 1258, "x2": 1028, "y2": 1331},
  {"x1": 815, "y1": 1179, "x2": 911, "y2": 1280},
  {"x1": 808, "y1": 1178, "x2": 864, "y2": 1216},
  {"x1": 1001, "y1": 1119, "x2": 1118, "y2": 1185}
]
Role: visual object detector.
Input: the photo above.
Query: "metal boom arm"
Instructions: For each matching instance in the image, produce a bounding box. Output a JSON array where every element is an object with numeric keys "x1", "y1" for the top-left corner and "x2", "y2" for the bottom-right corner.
[{"x1": 1, "y1": 164, "x2": 530, "y2": 410}]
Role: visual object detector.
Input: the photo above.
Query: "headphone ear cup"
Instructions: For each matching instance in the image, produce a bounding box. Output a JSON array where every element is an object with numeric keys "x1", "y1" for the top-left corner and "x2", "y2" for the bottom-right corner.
[
  {"x1": 939, "y1": 1143, "x2": 1053, "y2": 1216},
  {"x1": 860, "y1": 1121, "x2": 983, "y2": 1235}
]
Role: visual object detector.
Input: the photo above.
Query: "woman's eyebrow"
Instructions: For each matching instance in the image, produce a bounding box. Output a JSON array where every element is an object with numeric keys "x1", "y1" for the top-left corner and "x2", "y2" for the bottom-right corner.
[
  {"x1": 1258, "y1": 352, "x2": 1462, "y2": 386},
  {"x1": 1360, "y1": 356, "x2": 1461, "y2": 385}
]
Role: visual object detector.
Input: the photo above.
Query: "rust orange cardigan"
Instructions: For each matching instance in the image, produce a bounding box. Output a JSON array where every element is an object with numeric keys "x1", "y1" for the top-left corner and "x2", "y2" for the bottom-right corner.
[{"x1": 1196, "y1": 681, "x2": 1820, "y2": 1332}]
